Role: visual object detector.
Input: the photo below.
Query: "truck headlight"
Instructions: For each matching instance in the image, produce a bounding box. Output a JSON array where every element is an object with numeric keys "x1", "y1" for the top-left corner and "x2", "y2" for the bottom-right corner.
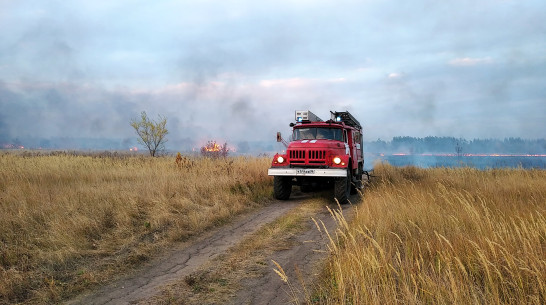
[
  {"x1": 277, "y1": 156, "x2": 285, "y2": 163},
  {"x1": 333, "y1": 157, "x2": 342, "y2": 164}
]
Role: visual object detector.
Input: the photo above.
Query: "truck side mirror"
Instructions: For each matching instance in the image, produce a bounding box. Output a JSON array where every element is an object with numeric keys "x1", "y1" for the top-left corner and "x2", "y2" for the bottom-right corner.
[{"x1": 276, "y1": 132, "x2": 282, "y2": 142}]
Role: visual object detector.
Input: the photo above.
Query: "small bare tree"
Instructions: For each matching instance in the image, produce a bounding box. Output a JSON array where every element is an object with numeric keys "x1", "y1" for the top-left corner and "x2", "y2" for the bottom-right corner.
[{"x1": 130, "y1": 111, "x2": 168, "y2": 157}]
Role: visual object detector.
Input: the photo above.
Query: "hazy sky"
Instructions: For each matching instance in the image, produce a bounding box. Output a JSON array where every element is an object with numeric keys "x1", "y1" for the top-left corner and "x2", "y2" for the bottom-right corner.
[{"x1": 1, "y1": 0, "x2": 545, "y2": 147}]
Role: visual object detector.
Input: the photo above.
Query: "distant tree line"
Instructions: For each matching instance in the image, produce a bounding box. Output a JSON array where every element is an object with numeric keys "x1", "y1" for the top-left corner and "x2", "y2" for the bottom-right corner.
[{"x1": 366, "y1": 137, "x2": 546, "y2": 154}]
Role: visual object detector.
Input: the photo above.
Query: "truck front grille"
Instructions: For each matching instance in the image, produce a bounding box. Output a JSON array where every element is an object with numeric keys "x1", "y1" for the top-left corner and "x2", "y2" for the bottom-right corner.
[
  {"x1": 289, "y1": 149, "x2": 327, "y2": 165},
  {"x1": 289, "y1": 150, "x2": 305, "y2": 159},
  {"x1": 308, "y1": 150, "x2": 326, "y2": 164},
  {"x1": 308, "y1": 150, "x2": 325, "y2": 160}
]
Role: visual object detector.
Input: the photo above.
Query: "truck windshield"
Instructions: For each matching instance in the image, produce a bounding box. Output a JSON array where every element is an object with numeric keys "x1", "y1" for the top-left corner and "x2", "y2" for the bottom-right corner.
[{"x1": 293, "y1": 127, "x2": 343, "y2": 141}]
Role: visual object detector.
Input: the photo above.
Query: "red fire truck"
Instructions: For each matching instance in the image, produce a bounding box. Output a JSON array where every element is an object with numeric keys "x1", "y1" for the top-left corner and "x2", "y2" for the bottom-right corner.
[{"x1": 268, "y1": 110, "x2": 364, "y2": 204}]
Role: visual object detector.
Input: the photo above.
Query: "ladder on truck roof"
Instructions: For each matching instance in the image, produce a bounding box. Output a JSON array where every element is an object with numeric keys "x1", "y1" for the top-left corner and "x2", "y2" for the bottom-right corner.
[{"x1": 330, "y1": 111, "x2": 362, "y2": 129}]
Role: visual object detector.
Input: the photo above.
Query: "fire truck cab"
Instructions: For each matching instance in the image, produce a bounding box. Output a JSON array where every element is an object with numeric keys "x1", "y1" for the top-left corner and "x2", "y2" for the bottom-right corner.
[{"x1": 268, "y1": 110, "x2": 364, "y2": 204}]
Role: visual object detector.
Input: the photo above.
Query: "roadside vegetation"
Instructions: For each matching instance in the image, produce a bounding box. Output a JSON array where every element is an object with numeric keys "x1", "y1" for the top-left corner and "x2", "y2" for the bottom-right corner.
[
  {"x1": 0, "y1": 152, "x2": 271, "y2": 304},
  {"x1": 315, "y1": 163, "x2": 546, "y2": 304}
]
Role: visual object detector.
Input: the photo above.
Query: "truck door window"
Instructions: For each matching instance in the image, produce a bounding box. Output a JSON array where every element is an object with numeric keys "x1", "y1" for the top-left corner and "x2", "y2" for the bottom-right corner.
[{"x1": 354, "y1": 131, "x2": 361, "y2": 149}]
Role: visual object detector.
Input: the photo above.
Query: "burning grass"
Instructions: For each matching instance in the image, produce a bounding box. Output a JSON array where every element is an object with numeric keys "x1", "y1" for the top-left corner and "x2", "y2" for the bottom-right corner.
[
  {"x1": 314, "y1": 163, "x2": 546, "y2": 304},
  {"x1": 0, "y1": 152, "x2": 272, "y2": 304}
]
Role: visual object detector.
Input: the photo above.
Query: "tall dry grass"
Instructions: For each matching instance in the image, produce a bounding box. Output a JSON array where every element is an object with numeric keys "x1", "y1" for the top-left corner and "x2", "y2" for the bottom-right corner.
[
  {"x1": 317, "y1": 163, "x2": 546, "y2": 304},
  {"x1": 0, "y1": 152, "x2": 272, "y2": 304}
]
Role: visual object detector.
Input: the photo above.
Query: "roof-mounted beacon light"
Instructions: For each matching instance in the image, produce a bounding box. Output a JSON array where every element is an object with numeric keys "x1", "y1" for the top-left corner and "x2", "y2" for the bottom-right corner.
[{"x1": 295, "y1": 110, "x2": 323, "y2": 122}]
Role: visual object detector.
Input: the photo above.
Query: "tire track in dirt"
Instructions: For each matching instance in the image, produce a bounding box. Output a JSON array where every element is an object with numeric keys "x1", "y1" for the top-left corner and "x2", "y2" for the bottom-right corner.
[
  {"x1": 67, "y1": 198, "x2": 303, "y2": 305},
  {"x1": 231, "y1": 199, "x2": 355, "y2": 305}
]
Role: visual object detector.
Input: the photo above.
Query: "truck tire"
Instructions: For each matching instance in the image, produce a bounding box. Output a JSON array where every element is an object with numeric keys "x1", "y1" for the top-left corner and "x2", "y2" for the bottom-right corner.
[
  {"x1": 273, "y1": 176, "x2": 292, "y2": 200},
  {"x1": 351, "y1": 163, "x2": 363, "y2": 195},
  {"x1": 334, "y1": 169, "x2": 350, "y2": 204}
]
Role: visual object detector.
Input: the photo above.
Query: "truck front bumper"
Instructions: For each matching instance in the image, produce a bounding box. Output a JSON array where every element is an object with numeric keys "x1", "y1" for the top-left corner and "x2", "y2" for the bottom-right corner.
[{"x1": 268, "y1": 168, "x2": 347, "y2": 177}]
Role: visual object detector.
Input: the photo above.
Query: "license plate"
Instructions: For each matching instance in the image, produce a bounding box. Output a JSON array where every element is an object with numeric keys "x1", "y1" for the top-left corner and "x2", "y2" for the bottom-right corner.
[{"x1": 296, "y1": 169, "x2": 315, "y2": 175}]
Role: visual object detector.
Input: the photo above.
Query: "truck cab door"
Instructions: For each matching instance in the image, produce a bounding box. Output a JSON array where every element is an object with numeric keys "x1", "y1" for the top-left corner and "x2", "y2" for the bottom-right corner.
[
  {"x1": 354, "y1": 131, "x2": 363, "y2": 161},
  {"x1": 350, "y1": 131, "x2": 358, "y2": 168}
]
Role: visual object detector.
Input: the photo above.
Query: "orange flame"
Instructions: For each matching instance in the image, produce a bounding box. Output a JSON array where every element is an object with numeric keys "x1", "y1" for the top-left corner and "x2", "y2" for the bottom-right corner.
[{"x1": 204, "y1": 143, "x2": 221, "y2": 152}]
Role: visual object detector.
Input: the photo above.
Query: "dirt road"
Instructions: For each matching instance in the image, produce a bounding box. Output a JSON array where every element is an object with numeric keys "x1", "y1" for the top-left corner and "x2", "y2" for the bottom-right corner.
[
  {"x1": 67, "y1": 192, "x2": 356, "y2": 305},
  {"x1": 232, "y1": 199, "x2": 352, "y2": 305}
]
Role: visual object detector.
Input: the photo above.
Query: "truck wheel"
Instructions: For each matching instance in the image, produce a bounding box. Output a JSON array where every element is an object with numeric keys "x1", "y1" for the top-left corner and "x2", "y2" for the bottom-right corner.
[
  {"x1": 350, "y1": 181, "x2": 359, "y2": 195},
  {"x1": 273, "y1": 176, "x2": 292, "y2": 200},
  {"x1": 334, "y1": 169, "x2": 350, "y2": 204},
  {"x1": 351, "y1": 163, "x2": 363, "y2": 195}
]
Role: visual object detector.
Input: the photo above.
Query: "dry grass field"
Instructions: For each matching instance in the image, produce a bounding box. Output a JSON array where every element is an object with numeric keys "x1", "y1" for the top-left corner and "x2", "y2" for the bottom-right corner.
[
  {"x1": 0, "y1": 152, "x2": 272, "y2": 304},
  {"x1": 315, "y1": 163, "x2": 546, "y2": 304},
  {"x1": 2, "y1": 151, "x2": 545, "y2": 304}
]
